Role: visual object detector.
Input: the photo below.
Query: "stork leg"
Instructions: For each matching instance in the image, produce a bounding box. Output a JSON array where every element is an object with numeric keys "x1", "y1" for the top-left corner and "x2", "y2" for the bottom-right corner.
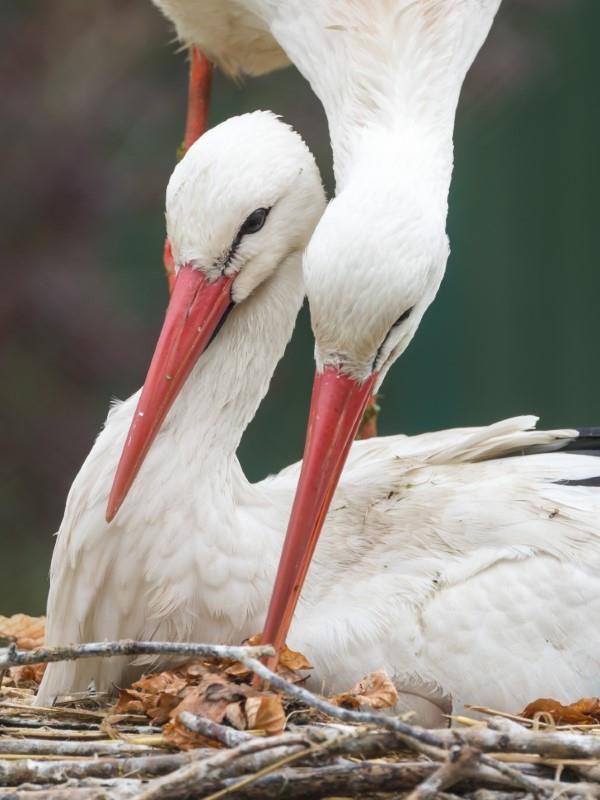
[{"x1": 163, "y1": 48, "x2": 213, "y2": 294}]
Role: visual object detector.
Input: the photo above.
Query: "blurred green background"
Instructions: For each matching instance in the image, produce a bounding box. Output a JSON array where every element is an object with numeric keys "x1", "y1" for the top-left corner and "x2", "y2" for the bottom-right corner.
[{"x1": 2, "y1": 1, "x2": 598, "y2": 615}]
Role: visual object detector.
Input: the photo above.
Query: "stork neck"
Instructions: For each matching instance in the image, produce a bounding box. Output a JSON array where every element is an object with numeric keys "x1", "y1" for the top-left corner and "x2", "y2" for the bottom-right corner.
[
  {"x1": 165, "y1": 253, "x2": 304, "y2": 472},
  {"x1": 268, "y1": 2, "x2": 497, "y2": 190},
  {"x1": 346, "y1": 123, "x2": 454, "y2": 227}
]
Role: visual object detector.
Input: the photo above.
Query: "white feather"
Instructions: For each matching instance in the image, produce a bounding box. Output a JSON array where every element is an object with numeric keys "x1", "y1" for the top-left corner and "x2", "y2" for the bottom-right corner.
[
  {"x1": 38, "y1": 113, "x2": 600, "y2": 721},
  {"x1": 151, "y1": 0, "x2": 288, "y2": 77}
]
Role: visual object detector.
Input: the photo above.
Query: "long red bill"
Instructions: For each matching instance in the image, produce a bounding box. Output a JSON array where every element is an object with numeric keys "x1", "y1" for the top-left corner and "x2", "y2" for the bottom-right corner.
[
  {"x1": 261, "y1": 365, "x2": 378, "y2": 655},
  {"x1": 106, "y1": 265, "x2": 234, "y2": 522}
]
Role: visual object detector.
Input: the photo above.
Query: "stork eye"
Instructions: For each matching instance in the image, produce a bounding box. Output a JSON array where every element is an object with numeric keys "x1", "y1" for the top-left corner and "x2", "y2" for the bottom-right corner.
[
  {"x1": 241, "y1": 207, "x2": 269, "y2": 235},
  {"x1": 372, "y1": 306, "x2": 415, "y2": 370}
]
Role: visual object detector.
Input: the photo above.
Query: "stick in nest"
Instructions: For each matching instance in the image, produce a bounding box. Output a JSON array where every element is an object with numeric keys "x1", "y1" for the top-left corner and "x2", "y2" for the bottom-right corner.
[{"x1": 0, "y1": 640, "x2": 274, "y2": 669}]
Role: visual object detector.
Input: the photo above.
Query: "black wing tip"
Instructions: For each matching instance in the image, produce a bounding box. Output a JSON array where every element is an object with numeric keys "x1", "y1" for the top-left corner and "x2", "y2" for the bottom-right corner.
[
  {"x1": 574, "y1": 426, "x2": 600, "y2": 438},
  {"x1": 553, "y1": 427, "x2": 600, "y2": 485},
  {"x1": 556, "y1": 427, "x2": 600, "y2": 453},
  {"x1": 557, "y1": 476, "x2": 600, "y2": 487}
]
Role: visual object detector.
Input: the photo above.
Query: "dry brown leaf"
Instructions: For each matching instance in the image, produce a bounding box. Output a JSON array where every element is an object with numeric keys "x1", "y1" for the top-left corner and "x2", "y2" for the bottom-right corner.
[
  {"x1": 177, "y1": 658, "x2": 214, "y2": 680},
  {"x1": 149, "y1": 691, "x2": 186, "y2": 725},
  {"x1": 168, "y1": 674, "x2": 255, "y2": 726},
  {"x1": 10, "y1": 663, "x2": 46, "y2": 688},
  {"x1": 329, "y1": 691, "x2": 361, "y2": 710},
  {"x1": 330, "y1": 669, "x2": 399, "y2": 710},
  {"x1": 112, "y1": 655, "x2": 261, "y2": 732},
  {"x1": 224, "y1": 660, "x2": 252, "y2": 681},
  {"x1": 174, "y1": 681, "x2": 232, "y2": 724},
  {"x1": 113, "y1": 691, "x2": 146, "y2": 716},
  {"x1": 162, "y1": 676, "x2": 258, "y2": 750},
  {"x1": 244, "y1": 633, "x2": 263, "y2": 648},
  {"x1": 274, "y1": 664, "x2": 312, "y2": 685},
  {"x1": 241, "y1": 633, "x2": 312, "y2": 678},
  {"x1": 162, "y1": 717, "x2": 220, "y2": 751},
  {"x1": 521, "y1": 697, "x2": 600, "y2": 725},
  {"x1": 279, "y1": 645, "x2": 312, "y2": 672},
  {"x1": 245, "y1": 695, "x2": 285, "y2": 735},
  {"x1": 224, "y1": 701, "x2": 247, "y2": 731},
  {"x1": 133, "y1": 671, "x2": 188, "y2": 697},
  {"x1": 114, "y1": 671, "x2": 189, "y2": 724},
  {"x1": 110, "y1": 639, "x2": 307, "y2": 749},
  {"x1": 0, "y1": 614, "x2": 45, "y2": 650}
]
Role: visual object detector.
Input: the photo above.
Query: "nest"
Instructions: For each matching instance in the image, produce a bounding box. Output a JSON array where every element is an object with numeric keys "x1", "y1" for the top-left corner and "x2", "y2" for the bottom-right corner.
[{"x1": 2, "y1": 633, "x2": 600, "y2": 799}]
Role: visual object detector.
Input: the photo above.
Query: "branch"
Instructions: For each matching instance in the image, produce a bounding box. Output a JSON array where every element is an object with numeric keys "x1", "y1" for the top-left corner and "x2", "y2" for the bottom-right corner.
[
  {"x1": 9, "y1": 781, "x2": 144, "y2": 800},
  {"x1": 211, "y1": 760, "x2": 600, "y2": 800},
  {"x1": 459, "y1": 716, "x2": 600, "y2": 760},
  {"x1": 0, "y1": 749, "x2": 214, "y2": 787},
  {"x1": 406, "y1": 745, "x2": 481, "y2": 800},
  {"x1": 0, "y1": 640, "x2": 274, "y2": 669},
  {"x1": 241, "y1": 655, "x2": 600, "y2": 763},
  {"x1": 179, "y1": 712, "x2": 251, "y2": 748},
  {"x1": 138, "y1": 724, "x2": 454, "y2": 800},
  {"x1": 240, "y1": 654, "x2": 451, "y2": 753},
  {"x1": 0, "y1": 737, "x2": 163, "y2": 758},
  {"x1": 135, "y1": 734, "x2": 311, "y2": 800}
]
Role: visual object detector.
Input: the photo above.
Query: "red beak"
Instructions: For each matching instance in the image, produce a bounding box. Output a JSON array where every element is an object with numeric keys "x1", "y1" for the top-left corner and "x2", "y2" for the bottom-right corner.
[
  {"x1": 261, "y1": 366, "x2": 377, "y2": 653},
  {"x1": 106, "y1": 265, "x2": 234, "y2": 522}
]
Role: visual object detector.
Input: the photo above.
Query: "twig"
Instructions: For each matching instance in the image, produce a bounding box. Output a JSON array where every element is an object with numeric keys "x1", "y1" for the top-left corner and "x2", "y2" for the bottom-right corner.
[
  {"x1": 163, "y1": 760, "x2": 533, "y2": 800},
  {"x1": 198, "y1": 726, "x2": 417, "y2": 800},
  {"x1": 0, "y1": 702, "x2": 110, "y2": 720},
  {"x1": 459, "y1": 717, "x2": 600, "y2": 760},
  {"x1": 0, "y1": 737, "x2": 164, "y2": 757},
  {"x1": 478, "y1": 752, "x2": 548, "y2": 795},
  {"x1": 243, "y1": 657, "x2": 600, "y2": 766},
  {"x1": 0, "y1": 641, "x2": 274, "y2": 669},
  {"x1": 137, "y1": 723, "x2": 462, "y2": 800},
  {"x1": 200, "y1": 742, "x2": 326, "y2": 800},
  {"x1": 135, "y1": 734, "x2": 310, "y2": 800},
  {"x1": 6, "y1": 781, "x2": 144, "y2": 799},
  {"x1": 211, "y1": 760, "x2": 600, "y2": 800},
  {"x1": 240, "y1": 655, "x2": 449, "y2": 751},
  {"x1": 179, "y1": 713, "x2": 251, "y2": 748},
  {"x1": 406, "y1": 745, "x2": 481, "y2": 800},
  {"x1": 463, "y1": 793, "x2": 536, "y2": 800},
  {"x1": 138, "y1": 726, "x2": 401, "y2": 800},
  {"x1": 0, "y1": 748, "x2": 214, "y2": 786},
  {"x1": 0, "y1": 717, "x2": 117, "y2": 734}
]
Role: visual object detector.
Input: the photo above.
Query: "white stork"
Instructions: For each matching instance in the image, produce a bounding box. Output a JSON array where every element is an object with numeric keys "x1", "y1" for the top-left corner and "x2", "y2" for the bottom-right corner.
[
  {"x1": 147, "y1": 0, "x2": 508, "y2": 657},
  {"x1": 37, "y1": 113, "x2": 600, "y2": 723}
]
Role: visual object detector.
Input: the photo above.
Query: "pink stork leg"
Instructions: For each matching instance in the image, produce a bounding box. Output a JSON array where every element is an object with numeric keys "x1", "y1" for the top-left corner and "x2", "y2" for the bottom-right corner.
[{"x1": 163, "y1": 49, "x2": 213, "y2": 295}]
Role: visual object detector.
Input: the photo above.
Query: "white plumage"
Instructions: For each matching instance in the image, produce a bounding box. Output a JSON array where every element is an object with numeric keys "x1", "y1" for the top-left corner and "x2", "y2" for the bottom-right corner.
[
  {"x1": 38, "y1": 113, "x2": 600, "y2": 722},
  {"x1": 151, "y1": 0, "x2": 288, "y2": 77}
]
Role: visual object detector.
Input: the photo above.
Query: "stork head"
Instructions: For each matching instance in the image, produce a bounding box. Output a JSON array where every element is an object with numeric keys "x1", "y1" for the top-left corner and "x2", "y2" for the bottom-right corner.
[
  {"x1": 261, "y1": 135, "x2": 451, "y2": 654},
  {"x1": 107, "y1": 111, "x2": 325, "y2": 522},
  {"x1": 305, "y1": 184, "x2": 449, "y2": 384},
  {"x1": 165, "y1": 110, "x2": 324, "y2": 304}
]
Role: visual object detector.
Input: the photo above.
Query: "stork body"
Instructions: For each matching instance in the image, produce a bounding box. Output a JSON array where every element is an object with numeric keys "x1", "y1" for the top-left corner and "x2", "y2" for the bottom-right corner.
[
  {"x1": 38, "y1": 377, "x2": 600, "y2": 717},
  {"x1": 38, "y1": 113, "x2": 600, "y2": 719}
]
